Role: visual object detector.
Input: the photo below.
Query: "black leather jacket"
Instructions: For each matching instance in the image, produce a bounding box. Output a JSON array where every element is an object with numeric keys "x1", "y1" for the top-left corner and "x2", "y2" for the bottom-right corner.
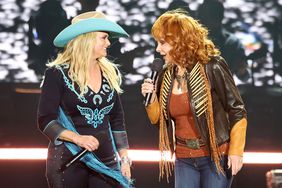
[{"x1": 157, "y1": 56, "x2": 247, "y2": 151}]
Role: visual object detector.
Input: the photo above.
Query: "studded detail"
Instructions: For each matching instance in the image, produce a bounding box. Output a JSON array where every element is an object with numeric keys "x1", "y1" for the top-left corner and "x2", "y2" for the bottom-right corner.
[{"x1": 189, "y1": 63, "x2": 209, "y2": 117}]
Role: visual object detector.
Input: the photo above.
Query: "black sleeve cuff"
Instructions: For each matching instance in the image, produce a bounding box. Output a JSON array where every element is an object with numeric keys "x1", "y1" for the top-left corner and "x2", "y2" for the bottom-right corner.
[
  {"x1": 112, "y1": 131, "x2": 129, "y2": 151},
  {"x1": 43, "y1": 120, "x2": 66, "y2": 145}
]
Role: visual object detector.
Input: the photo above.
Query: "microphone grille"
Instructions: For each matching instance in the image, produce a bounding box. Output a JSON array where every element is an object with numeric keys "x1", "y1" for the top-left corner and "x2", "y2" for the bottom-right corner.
[{"x1": 151, "y1": 58, "x2": 164, "y2": 72}]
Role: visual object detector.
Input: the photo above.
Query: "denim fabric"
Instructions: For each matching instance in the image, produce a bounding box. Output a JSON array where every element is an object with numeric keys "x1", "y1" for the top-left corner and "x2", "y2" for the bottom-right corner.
[{"x1": 175, "y1": 156, "x2": 232, "y2": 188}]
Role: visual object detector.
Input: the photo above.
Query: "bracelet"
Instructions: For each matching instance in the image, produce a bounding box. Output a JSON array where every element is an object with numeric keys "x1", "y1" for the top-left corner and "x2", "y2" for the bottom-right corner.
[{"x1": 120, "y1": 156, "x2": 132, "y2": 166}]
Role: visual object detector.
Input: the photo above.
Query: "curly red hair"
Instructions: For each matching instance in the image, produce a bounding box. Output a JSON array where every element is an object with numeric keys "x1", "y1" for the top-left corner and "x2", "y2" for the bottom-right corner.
[{"x1": 152, "y1": 9, "x2": 220, "y2": 69}]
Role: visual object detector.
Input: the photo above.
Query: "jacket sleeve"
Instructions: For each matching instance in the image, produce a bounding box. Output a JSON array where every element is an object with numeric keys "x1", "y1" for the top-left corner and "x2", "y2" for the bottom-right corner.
[
  {"x1": 229, "y1": 118, "x2": 247, "y2": 156},
  {"x1": 144, "y1": 68, "x2": 165, "y2": 125},
  {"x1": 208, "y1": 57, "x2": 247, "y2": 156},
  {"x1": 37, "y1": 68, "x2": 66, "y2": 145},
  {"x1": 109, "y1": 94, "x2": 129, "y2": 151},
  {"x1": 145, "y1": 98, "x2": 160, "y2": 125},
  {"x1": 208, "y1": 57, "x2": 247, "y2": 125}
]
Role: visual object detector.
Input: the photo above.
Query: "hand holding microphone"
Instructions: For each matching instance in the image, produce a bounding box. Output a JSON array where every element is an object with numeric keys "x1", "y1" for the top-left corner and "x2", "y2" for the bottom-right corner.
[
  {"x1": 60, "y1": 133, "x2": 103, "y2": 171},
  {"x1": 142, "y1": 58, "x2": 163, "y2": 106},
  {"x1": 75, "y1": 134, "x2": 99, "y2": 151}
]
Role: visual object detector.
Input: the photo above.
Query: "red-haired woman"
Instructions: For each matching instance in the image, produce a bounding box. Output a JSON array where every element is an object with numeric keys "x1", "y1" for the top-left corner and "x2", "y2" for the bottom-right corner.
[{"x1": 141, "y1": 9, "x2": 247, "y2": 188}]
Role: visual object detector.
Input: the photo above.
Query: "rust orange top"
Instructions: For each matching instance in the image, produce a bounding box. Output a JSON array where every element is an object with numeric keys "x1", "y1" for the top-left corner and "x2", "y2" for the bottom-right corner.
[{"x1": 169, "y1": 92, "x2": 229, "y2": 158}]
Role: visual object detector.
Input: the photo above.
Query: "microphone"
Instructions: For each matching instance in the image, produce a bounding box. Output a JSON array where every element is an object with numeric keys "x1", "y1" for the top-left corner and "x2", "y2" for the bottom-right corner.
[
  {"x1": 144, "y1": 58, "x2": 163, "y2": 106},
  {"x1": 60, "y1": 132, "x2": 106, "y2": 171},
  {"x1": 60, "y1": 149, "x2": 88, "y2": 171}
]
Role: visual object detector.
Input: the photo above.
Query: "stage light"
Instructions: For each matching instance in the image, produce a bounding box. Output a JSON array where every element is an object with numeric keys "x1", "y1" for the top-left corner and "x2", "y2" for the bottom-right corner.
[
  {"x1": 0, "y1": 148, "x2": 282, "y2": 164},
  {"x1": 0, "y1": 148, "x2": 47, "y2": 160},
  {"x1": 128, "y1": 149, "x2": 174, "y2": 162},
  {"x1": 243, "y1": 152, "x2": 282, "y2": 164}
]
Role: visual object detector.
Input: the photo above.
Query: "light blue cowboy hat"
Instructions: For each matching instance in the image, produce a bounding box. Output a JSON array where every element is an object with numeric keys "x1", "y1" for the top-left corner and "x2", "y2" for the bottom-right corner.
[{"x1": 54, "y1": 11, "x2": 129, "y2": 47}]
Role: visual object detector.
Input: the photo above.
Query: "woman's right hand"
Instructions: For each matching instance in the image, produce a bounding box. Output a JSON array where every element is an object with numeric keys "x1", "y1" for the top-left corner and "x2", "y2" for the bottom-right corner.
[
  {"x1": 141, "y1": 78, "x2": 156, "y2": 102},
  {"x1": 74, "y1": 135, "x2": 100, "y2": 151}
]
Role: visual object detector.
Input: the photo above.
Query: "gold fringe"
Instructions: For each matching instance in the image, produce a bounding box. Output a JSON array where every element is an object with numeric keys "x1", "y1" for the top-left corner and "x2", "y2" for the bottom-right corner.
[
  {"x1": 189, "y1": 63, "x2": 208, "y2": 117},
  {"x1": 158, "y1": 68, "x2": 174, "y2": 181},
  {"x1": 158, "y1": 63, "x2": 224, "y2": 181},
  {"x1": 199, "y1": 63, "x2": 224, "y2": 174},
  {"x1": 158, "y1": 112, "x2": 173, "y2": 181}
]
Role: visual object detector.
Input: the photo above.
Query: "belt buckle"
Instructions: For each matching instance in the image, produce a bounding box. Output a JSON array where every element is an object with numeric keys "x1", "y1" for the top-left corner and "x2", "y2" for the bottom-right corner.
[{"x1": 186, "y1": 139, "x2": 200, "y2": 149}]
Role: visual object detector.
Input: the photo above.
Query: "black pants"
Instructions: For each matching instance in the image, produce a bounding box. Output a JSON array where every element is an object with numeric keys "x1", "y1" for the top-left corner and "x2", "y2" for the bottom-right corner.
[{"x1": 46, "y1": 144, "x2": 122, "y2": 188}]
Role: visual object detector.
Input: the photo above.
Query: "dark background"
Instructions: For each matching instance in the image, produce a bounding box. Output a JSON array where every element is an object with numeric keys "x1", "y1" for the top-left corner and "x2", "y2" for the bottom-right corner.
[{"x1": 1, "y1": 0, "x2": 282, "y2": 187}]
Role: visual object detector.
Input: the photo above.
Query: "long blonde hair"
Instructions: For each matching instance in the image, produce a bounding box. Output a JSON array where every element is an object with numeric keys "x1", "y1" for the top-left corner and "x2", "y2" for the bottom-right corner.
[
  {"x1": 48, "y1": 32, "x2": 123, "y2": 95},
  {"x1": 152, "y1": 9, "x2": 220, "y2": 69}
]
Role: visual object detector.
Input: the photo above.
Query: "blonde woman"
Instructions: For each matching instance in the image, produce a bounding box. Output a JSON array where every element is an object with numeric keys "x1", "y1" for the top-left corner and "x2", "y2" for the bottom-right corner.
[
  {"x1": 37, "y1": 12, "x2": 132, "y2": 188},
  {"x1": 141, "y1": 9, "x2": 247, "y2": 188}
]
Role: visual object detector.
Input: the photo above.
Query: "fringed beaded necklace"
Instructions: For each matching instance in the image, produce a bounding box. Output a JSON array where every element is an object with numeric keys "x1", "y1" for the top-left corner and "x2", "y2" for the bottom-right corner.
[{"x1": 175, "y1": 67, "x2": 188, "y2": 92}]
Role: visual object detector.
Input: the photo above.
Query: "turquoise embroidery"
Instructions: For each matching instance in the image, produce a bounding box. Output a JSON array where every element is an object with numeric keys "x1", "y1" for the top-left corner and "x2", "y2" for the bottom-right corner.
[
  {"x1": 60, "y1": 63, "x2": 69, "y2": 69},
  {"x1": 56, "y1": 65, "x2": 116, "y2": 129},
  {"x1": 57, "y1": 66, "x2": 87, "y2": 104},
  {"x1": 77, "y1": 103, "x2": 114, "y2": 128},
  {"x1": 90, "y1": 81, "x2": 114, "y2": 104},
  {"x1": 93, "y1": 94, "x2": 103, "y2": 105},
  {"x1": 107, "y1": 90, "x2": 114, "y2": 102},
  {"x1": 55, "y1": 65, "x2": 115, "y2": 106},
  {"x1": 102, "y1": 83, "x2": 111, "y2": 92},
  {"x1": 57, "y1": 107, "x2": 132, "y2": 188}
]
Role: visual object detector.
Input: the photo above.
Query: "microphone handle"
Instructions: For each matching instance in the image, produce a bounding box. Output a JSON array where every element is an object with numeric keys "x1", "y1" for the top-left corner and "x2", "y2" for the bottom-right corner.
[
  {"x1": 61, "y1": 149, "x2": 88, "y2": 171},
  {"x1": 144, "y1": 71, "x2": 158, "y2": 106}
]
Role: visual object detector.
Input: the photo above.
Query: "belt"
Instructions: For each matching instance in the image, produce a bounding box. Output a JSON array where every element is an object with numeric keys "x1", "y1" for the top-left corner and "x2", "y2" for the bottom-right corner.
[{"x1": 176, "y1": 137, "x2": 205, "y2": 150}]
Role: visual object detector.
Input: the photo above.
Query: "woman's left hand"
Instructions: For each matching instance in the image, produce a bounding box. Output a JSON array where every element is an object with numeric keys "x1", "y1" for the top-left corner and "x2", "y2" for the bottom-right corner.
[
  {"x1": 121, "y1": 162, "x2": 131, "y2": 179},
  {"x1": 228, "y1": 155, "x2": 243, "y2": 175}
]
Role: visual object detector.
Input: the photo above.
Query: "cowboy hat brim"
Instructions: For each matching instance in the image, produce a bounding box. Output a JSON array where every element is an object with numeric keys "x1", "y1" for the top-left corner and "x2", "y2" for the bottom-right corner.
[{"x1": 53, "y1": 18, "x2": 129, "y2": 47}]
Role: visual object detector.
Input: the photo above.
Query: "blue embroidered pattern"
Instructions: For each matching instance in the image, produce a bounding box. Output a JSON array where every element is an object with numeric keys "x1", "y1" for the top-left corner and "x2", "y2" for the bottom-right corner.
[
  {"x1": 93, "y1": 94, "x2": 103, "y2": 105},
  {"x1": 107, "y1": 90, "x2": 114, "y2": 102},
  {"x1": 57, "y1": 107, "x2": 132, "y2": 188},
  {"x1": 102, "y1": 81, "x2": 111, "y2": 92},
  {"x1": 56, "y1": 65, "x2": 116, "y2": 128},
  {"x1": 57, "y1": 66, "x2": 87, "y2": 104},
  {"x1": 77, "y1": 103, "x2": 114, "y2": 128}
]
